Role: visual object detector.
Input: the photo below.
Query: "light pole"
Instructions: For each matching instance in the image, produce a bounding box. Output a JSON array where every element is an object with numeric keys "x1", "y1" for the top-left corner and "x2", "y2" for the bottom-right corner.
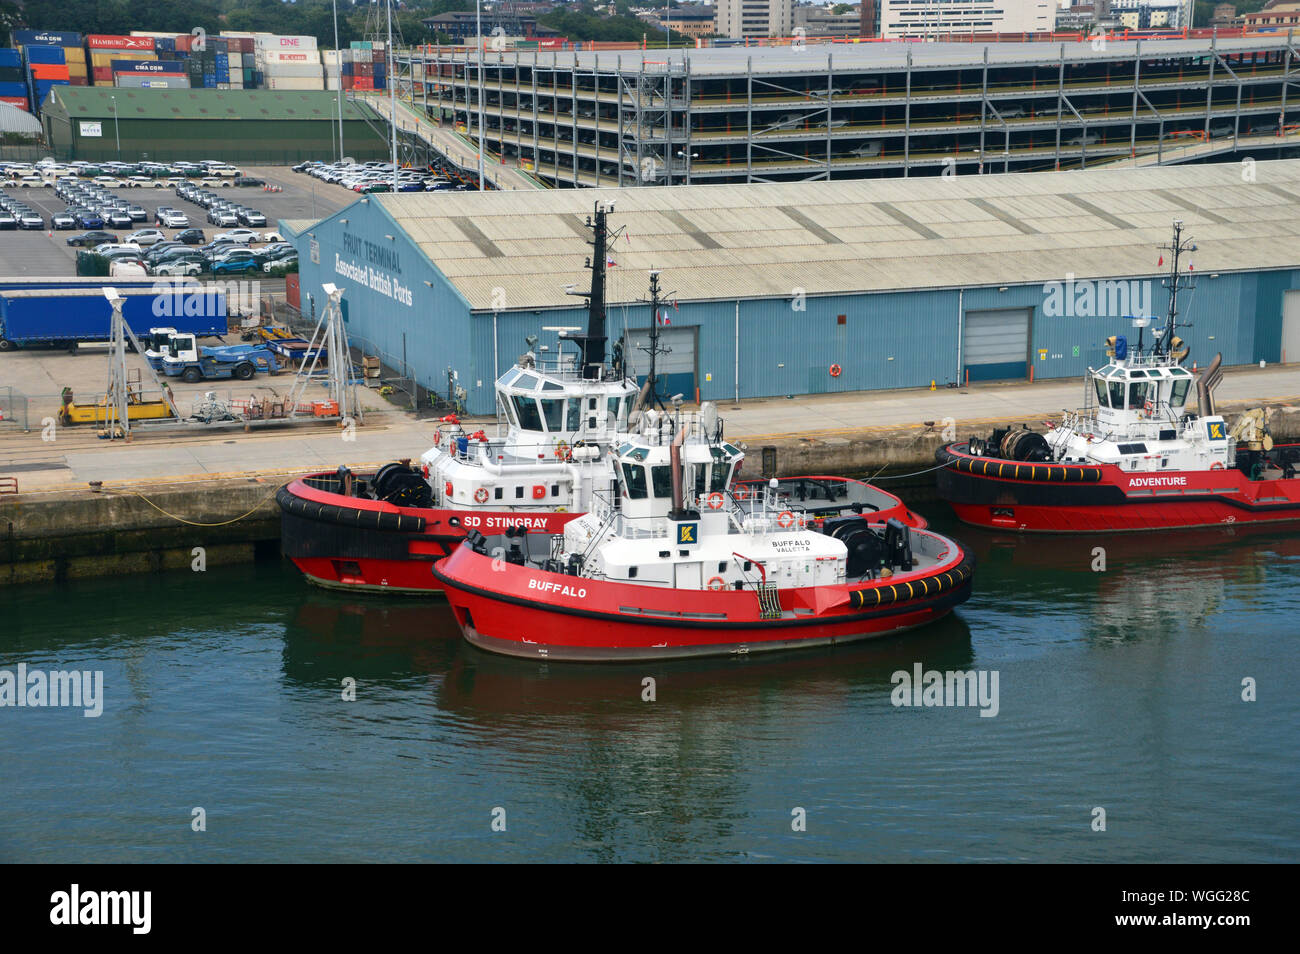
[
  {"x1": 476, "y1": 0, "x2": 485, "y2": 190},
  {"x1": 110, "y1": 94, "x2": 120, "y2": 160},
  {"x1": 333, "y1": 0, "x2": 344, "y2": 162},
  {"x1": 388, "y1": 0, "x2": 398, "y2": 192}
]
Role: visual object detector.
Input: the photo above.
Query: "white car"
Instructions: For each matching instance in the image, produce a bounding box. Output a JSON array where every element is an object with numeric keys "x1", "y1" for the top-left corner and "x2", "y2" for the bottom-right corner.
[
  {"x1": 152, "y1": 260, "x2": 203, "y2": 277},
  {"x1": 126, "y1": 176, "x2": 154, "y2": 188},
  {"x1": 214, "y1": 228, "x2": 259, "y2": 244},
  {"x1": 94, "y1": 242, "x2": 143, "y2": 255},
  {"x1": 262, "y1": 231, "x2": 284, "y2": 243},
  {"x1": 210, "y1": 166, "x2": 240, "y2": 177},
  {"x1": 93, "y1": 176, "x2": 125, "y2": 187},
  {"x1": 157, "y1": 209, "x2": 189, "y2": 228},
  {"x1": 126, "y1": 229, "x2": 167, "y2": 246}
]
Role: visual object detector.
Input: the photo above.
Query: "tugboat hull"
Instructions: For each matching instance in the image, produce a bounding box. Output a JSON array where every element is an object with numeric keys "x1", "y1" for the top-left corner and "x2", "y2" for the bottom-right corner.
[
  {"x1": 434, "y1": 542, "x2": 973, "y2": 661},
  {"x1": 278, "y1": 477, "x2": 577, "y2": 595},
  {"x1": 937, "y1": 443, "x2": 1300, "y2": 533}
]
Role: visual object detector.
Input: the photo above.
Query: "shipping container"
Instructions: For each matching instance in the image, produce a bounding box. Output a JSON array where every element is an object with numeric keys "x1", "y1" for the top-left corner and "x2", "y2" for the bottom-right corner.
[
  {"x1": 115, "y1": 75, "x2": 190, "y2": 89},
  {"x1": 29, "y1": 64, "x2": 70, "y2": 81},
  {"x1": 11, "y1": 30, "x2": 81, "y2": 47},
  {"x1": 112, "y1": 59, "x2": 186, "y2": 74},
  {"x1": 0, "y1": 95, "x2": 28, "y2": 110},
  {"x1": 256, "y1": 34, "x2": 318, "y2": 51},
  {"x1": 86, "y1": 35, "x2": 155, "y2": 51},
  {"x1": 264, "y1": 77, "x2": 325, "y2": 90},
  {"x1": 0, "y1": 287, "x2": 226, "y2": 348},
  {"x1": 0, "y1": 49, "x2": 22, "y2": 68},
  {"x1": 260, "y1": 65, "x2": 324, "y2": 79},
  {"x1": 25, "y1": 45, "x2": 66, "y2": 65}
]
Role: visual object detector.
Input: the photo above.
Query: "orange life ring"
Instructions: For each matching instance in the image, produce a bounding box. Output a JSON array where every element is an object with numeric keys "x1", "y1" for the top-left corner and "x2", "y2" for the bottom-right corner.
[
  {"x1": 1210, "y1": 462, "x2": 1224, "y2": 471},
  {"x1": 474, "y1": 487, "x2": 489, "y2": 503},
  {"x1": 706, "y1": 491, "x2": 724, "y2": 510},
  {"x1": 778, "y1": 510, "x2": 795, "y2": 528},
  {"x1": 829, "y1": 363, "x2": 842, "y2": 378},
  {"x1": 707, "y1": 576, "x2": 726, "y2": 591}
]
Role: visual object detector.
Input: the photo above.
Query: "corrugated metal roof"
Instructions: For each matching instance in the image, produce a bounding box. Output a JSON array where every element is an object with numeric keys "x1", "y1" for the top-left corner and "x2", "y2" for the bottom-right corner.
[
  {"x1": 45, "y1": 86, "x2": 380, "y2": 122},
  {"x1": 376, "y1": 159, "x2": 1300, "y2": 311}
]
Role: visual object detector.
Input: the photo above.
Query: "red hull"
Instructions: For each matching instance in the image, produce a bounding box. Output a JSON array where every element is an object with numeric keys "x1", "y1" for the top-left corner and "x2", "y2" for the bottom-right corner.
[
  {"x1": 278, "y1": 476, "x2": 580, "y2": 595},
  {"x1": 937, "y1": 443, "x2": 1300, "y2": 533},
  {"x1": 280, "y1": 472, "x2": 924, "y2": 595},
  {"x1": 434, "y1": 544, "x2": 972, "y2": 661}
]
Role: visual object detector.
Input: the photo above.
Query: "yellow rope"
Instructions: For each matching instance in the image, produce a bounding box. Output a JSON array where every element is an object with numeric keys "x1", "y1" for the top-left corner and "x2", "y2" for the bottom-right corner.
[{"x1": 125, "y1": 484, "x2": 283, "y2": 528}]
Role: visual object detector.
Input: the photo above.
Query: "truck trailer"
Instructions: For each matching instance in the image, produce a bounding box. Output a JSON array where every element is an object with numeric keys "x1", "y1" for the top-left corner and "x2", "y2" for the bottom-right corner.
[{"x1": 0, "y1": 286, "x2": 227, "y2": 351}]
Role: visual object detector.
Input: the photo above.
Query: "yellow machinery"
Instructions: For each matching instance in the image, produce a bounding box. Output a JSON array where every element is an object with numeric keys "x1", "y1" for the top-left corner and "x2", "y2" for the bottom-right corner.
[{"x1": 57, "y1": 381, "x2": 176, "y2": 427}]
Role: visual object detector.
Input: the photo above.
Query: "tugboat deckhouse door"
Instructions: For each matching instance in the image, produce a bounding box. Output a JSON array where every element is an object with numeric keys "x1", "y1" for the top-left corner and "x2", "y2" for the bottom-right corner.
[
  {"x1": 623, "y1": 325, "x2": 698, "y2": 403},
  {"x1": 963, "y1": 307, "x2": 1032, "y2": 382}
]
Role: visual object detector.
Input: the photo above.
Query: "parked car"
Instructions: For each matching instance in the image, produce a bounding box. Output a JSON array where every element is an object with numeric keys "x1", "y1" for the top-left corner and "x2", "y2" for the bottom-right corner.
[
  {"x1": 67, "y1": 230, "x2": 118, "y2": 247},
  {"x1": 156, "y1": 208, "x2": 189, "y2": 228},
  {"x1": 126, "y1": 228, "x2": 167, "y2": 246},
  {"x1": 214, "y1": 228, "x2": 259, "y2": 244},
  {"x1": 264, "y1": 255, "x2": 297, "y2": 272},
  {"x1": 233, "y1": 176, "x2": 265, "y2": 187},
  {"x1": 152, "y1": 260, "x2": 205, "y2": 277},
  {"x1": 17, "y1": 211, "x2": 44, "y2": 230},
  {"x1": 0, "y1": 210, "x2": 16, "y2": 230},
  {"x1": 237, "y1": 209, "x2": 267, "y2": 227},
  {"x1": 175, "y1": 228, "x2": 206, "y2": 244},
  {"x1": 50, "y1": 212, "x2": 76, "y2": 230},
  {"x1": 211, "y1": 255, "x2": 261, "y2": 275}
]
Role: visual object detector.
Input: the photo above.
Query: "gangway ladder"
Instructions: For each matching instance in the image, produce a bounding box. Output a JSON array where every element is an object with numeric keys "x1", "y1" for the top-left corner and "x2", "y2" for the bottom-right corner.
[
  {"x1": 755, "y1": 582, "x2": 783, "y2": 620},
  {"x1": 287, "y1": 282, "x2": 363, "y2": 426},
  {"x1": 102, "y1": 287, "x2": 181, "y2": 440}
]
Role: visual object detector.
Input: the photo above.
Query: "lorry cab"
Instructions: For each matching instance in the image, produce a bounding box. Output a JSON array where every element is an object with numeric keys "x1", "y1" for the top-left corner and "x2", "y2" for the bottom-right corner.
[{"x1": 143, "y1": 327, "x2": 179, "y2": 371}]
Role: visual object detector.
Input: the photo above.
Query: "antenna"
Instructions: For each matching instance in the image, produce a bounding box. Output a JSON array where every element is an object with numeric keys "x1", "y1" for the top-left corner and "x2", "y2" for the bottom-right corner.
[
  {"x1": 1156, "y1": 219, "x2": 1197, "y2": 358},
  {"x1": 565, "y1": 200, "x2": 622, "y2": 380},
  {"x1": 637, "y1": 269, "x2": 675, "y2": 411}
]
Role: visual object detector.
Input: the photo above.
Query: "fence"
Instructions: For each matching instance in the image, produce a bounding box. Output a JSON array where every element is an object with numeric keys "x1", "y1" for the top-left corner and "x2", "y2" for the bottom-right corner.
[
  {"x1": 0, "y1": 143, "x2": 50, "y2": 163},
  {"x1": 0, "y1": 386, "x2": 32, "y2": 432}
]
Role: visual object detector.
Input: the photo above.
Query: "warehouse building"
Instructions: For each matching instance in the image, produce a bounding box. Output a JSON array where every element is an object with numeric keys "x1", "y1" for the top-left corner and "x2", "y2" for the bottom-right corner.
[
  {"x1": 285, "y1": 159, "x2": 1300, "y2": 416},
  {"x1": 40, "y1": 87, "x2": 390, "y2": 162},
  {"x1": 404, "y1": 34, "x2": 1299, "y2": 188}
]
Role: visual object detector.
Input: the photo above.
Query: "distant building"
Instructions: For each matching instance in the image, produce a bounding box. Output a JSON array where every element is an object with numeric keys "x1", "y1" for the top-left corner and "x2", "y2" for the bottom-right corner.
[
  {"x1": 643, "y1": 5, "x2": 717, "y2": 38},
  {"x1": 1210, "y1": 3, "x2": 1239, "y2": 26},
  {"x1": 878, "y1": 0, "x2": 1054, "y2": 38},
  {"x1": 714, "y1": 0, "x2": 795, "y2": 38},
  {"x1": 1109, "y1": 0, "x2": 1189, "y2": 29},
  {"x1": 861, "y1": 0, "x2": 878, "y2": 36},
  {"x1": 1244, "y1": 0, "x2": 1300, "y2": 29},
  {"x1": 422, "y1": 11, "x2": 560, "y2": 41},
  {"x1": 795, "y1": 4, "x2": 862, "y2": 37}
]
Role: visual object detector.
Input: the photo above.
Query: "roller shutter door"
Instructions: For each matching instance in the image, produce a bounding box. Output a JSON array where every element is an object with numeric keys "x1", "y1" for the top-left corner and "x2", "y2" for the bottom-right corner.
[
  {"x1": 963, "y1": 308, "x2": 1031, "y2": 382},
  {"x1": 623, "y1": 325, "x2": 697, "y2": 401}
]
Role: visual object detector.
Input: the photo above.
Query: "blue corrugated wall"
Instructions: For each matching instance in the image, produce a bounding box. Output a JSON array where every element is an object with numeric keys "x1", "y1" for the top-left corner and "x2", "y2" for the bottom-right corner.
[{"x1": 294, "y1": 199, "x2": 1300, "y2": 416}]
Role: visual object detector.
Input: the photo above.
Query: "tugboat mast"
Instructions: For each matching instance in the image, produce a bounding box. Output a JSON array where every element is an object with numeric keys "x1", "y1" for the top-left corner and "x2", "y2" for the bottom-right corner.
[
  {"x1": 1156, "y1": 220, "x2": 1197, "y2": 358},
  {"x1": 641, "y1": 270, "x2": 673, "y2": 411},
  {"x1": 569, "y1": 199, "x2": 616, "y2": 381}
]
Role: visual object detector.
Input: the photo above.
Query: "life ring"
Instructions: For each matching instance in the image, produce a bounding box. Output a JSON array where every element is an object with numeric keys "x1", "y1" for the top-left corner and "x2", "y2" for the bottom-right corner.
[
  {"x1": 474, "y1": 487, "x2": 489, "y2": 503},
  {"x1": 829, "y1": 363, "x2": 842, "y2": 378},
  {"x1": 1210, "y1": 462, "x2": 1225, "y2": 470},
  {"x1": 778, "y1": 510, "x2": 795, "y2": 528},
  {"x1": 433, "y1": 431, "x2": 441, "y2": 446},
  {"x1": 707, "y1": 576, "x2": 726, "y2": 592},
  {"x1": 554, "y1": 440, "x2": 570, "y2": 460},
  {"x1": 706, "y1": 491, "x2": 724, "y2": 510}
]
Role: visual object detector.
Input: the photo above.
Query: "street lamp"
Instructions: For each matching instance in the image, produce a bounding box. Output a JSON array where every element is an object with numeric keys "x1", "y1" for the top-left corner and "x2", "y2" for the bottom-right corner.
[
  {"x1": 333, "y1": 0, "x2": 344, "y2": 162},
  {"x1": 110, "y1": 94, "x2": 120, "y2": 160}
]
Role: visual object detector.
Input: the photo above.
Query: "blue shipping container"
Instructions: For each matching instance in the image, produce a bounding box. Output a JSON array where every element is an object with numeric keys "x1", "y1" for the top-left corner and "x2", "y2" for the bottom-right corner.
[
  {"x1": 24, "y1": 45, "x2": 66, "y2": 65},
  {"x1": 0, "y1": 288, "x2": 227, "y2": 346},
  {"x1": 0, "y1": 82, "x2": 27, "y2": 97},
  {"x1": 11, "y1": 30, "x2": 81, "y2": 47},
  {"x1": 0, "y1": 48, "x2": 22, "y2": 68}
]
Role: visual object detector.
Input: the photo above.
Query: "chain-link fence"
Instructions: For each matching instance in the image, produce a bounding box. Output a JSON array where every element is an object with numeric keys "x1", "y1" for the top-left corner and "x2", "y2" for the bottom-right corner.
[{"x1": 0, "y1": 387, "x2": 32, "y2": 432}]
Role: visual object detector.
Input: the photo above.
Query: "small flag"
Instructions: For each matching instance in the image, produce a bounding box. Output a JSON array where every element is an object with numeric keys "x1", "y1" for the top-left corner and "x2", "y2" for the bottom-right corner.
[
  {"x1": 1188, "y1": 263, "x2": 1194, "y2": 271},
  {"x1": 672, "y1": 299, "x2": 678, "y2": 311},
  {"x1": 607, "y1": 256, "x2": 617, "y2": 267},
  {"x1": 1157, "y1": 255, "x2": 1163, "y2": 266}
]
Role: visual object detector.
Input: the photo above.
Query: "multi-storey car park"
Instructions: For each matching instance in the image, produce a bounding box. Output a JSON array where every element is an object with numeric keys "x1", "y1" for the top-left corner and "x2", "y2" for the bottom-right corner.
[{"x1": 397, "y1": 34, "x2": 1300, "y2": 188}]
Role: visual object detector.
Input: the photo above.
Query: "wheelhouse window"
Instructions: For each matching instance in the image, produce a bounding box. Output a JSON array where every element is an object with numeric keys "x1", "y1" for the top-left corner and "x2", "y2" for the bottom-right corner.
[
  {"x1": 607, "y1": 396, "x2": 623, "y2": 430},
  {"x1": 622, "y1": 462, "x2": 647, "y2": 499},
  {"x1": 693, "y1": 462, "x2": 731, "y2": 496},
  {"x1": 1108, "y1": 379, "x2": 1126, "y2": 408},
  {"x1": 512, "y1": 395, "x2": 543, "y2": 431},
  {"x1": 1170, "y1": 379, "x2": 1190, "y2": 407},
  {"x1": 650, "y1": 465, "x2": 674, "y2": 499},
  {"x1": 538, "y1": 398, "x2": 565, "y2": 431},
  {"x1": 1128, "y1": 382, "x2": 1153, "y2": 408},
  {"x1": 565, "y1": 399, "x2": 581, "y2": 432},
  {"x1": 1093, "y1": 378, "x2": 1110, "y2": 407}
]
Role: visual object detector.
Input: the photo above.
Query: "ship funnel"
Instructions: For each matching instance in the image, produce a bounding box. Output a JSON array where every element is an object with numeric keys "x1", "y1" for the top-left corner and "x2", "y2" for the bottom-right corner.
[{"x1": 1196, "y1": 353, "x2": 1223, "y2": 416}]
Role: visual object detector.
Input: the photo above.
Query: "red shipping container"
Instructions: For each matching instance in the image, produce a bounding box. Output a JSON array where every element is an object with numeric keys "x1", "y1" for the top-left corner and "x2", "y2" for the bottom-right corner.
[
  {"x1": 0, "y1": 95, "x2": 29, "y2": 110},
  {"x1": 354, "y1": 77, "x2": 374, "y2": 91},
  {"x1": 68, "y1": 76, "x2": 88, "y2": 86},
  {"x1": 93, "y1": 67, "x2": 113, "y2": 82},
  {"x1": 342, "y1": 75, "x2": 355, "y2": 90},
  {"x1": 30, "y1": 63, "x2": 71, "y2": 81},
  {"x1": 86, "y1": 35, "x2": 155, "y2": 51}
]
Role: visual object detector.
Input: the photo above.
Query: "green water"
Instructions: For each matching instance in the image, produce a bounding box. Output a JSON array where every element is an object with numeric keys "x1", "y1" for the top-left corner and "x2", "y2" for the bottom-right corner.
[{"x1": 2, "y1": 513, "x2": 1297, "y2": 862}]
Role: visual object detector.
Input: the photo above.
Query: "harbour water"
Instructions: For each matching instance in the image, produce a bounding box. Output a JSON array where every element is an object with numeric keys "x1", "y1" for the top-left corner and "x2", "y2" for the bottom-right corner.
[{"x1": 2, "y1": 511, "x2": 1297, "y2": 863}]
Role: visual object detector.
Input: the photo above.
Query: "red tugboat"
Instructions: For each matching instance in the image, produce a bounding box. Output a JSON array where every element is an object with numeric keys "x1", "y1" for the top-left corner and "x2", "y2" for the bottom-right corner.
[
  {"x1": 435, "y1": 406, "x2": 972, "y2": 661},
  {"x1": 280, "y1": 205, "x2": 923, "y2": 594},
  {"x1": 937, "y1": 222, "x2": 1300, "y2": 533}
]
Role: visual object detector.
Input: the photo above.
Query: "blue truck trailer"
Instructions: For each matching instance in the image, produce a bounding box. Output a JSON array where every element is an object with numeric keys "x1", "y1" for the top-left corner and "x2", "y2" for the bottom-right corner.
[{"x1": 0, "y1": 286, "x2": 227, "y2": 351}]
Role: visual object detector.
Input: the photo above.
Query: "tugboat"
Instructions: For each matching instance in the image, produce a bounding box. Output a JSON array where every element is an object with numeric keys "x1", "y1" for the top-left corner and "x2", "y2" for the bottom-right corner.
[
  {"x1": 280, "y1": 203, "x2": 922, "y2": 593},
  {"x1": 937, "y1": 221, "x2": 1300, "y2": 533},
  {"x1": 434, "y1": 404, "x2": 972, "y2": 661}
]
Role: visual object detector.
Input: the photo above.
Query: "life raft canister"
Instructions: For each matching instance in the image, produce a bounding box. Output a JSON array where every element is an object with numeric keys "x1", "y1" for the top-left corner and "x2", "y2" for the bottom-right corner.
[{"x1": 445, "y1": 481, "x2": 453, "y2": 498}]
